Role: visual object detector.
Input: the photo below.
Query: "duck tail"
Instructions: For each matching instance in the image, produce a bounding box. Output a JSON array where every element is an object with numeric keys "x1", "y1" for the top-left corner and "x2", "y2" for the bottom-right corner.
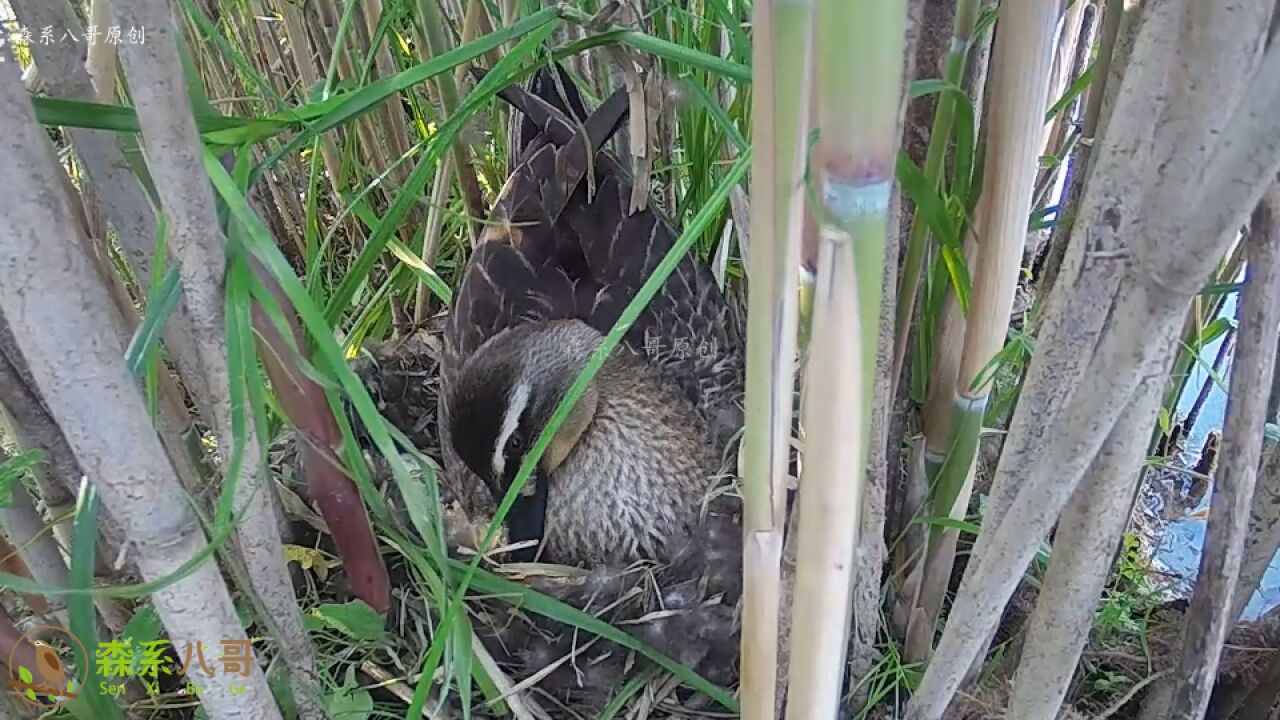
[
  {"x1": 471, "y1": 62, "x2": 628, "y2": 178},
  {"x1": 506, "y1": 61, "x2": 592, "y2": 175},
  {"x1": 521, "y1": 61, "x2": 590, "y2": 144}
]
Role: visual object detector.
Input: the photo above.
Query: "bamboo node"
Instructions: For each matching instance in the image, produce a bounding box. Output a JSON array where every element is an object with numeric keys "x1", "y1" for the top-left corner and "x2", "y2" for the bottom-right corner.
[{"x1": 821, "y1": 178, "x2": 891, "y2": 225}]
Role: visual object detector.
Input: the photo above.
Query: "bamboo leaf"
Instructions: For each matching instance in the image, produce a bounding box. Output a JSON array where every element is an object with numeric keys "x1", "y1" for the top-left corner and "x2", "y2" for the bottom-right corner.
[
  {"x1": 30, "y1": 96, "x2": 269, "y2": 137},
  {"x1": 684, "y1": 79, "x2": 749, "y2": 152},
  {"x1": 952, "y1": 90, "x2": 978, "y2": 203},
  {"x1": 940, "y1": 244, "x2": 973, "y2": 313},
  {"x1": 909, "y1": 78, "x2": 965, "y2": 99},
  {"x1": 68, "y1": 483, "x2": 123, "y2": 720},
  {"x1": 0, "y1": 450, "x2": 44, "y2": 508},
  {"x1": 600, "y1": 667, "x2": 662, "y2": 719},
  {"x1": 554, "y1": 29, "x2": 751, "y2": 83},
  {"x1": 1045, "y1": 63, "x2": 1096, "y2": 123},
  {"x1": 909, "y1": 516, "x2": 982, "y2": 535},
  {"x1": 309, "y1": 601, "x2": 386, "y2": 642},
  {"x1": 1198, "y1": 282, "x2": 1242, "y2": 297},
  {"x1": 123, "y1": 266, "x2": 183, "y2": 371},
  {"x1": 386, "y1": 238, "x2": 454, "y2": 305},
  {"x1": 896, "y1": 152, "x2": 960, "y2": 246},
  {"x1": 254, "y1": 8, "x2": 563, "y2": 184},
  {"x1": 322, "y1": 27, "x2": 558, "y2": 325}
]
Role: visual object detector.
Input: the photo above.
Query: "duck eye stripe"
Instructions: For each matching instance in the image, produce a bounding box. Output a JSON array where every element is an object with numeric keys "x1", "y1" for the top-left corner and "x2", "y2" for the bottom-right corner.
[{"x1": 493, "y1": 381, "x2": 530, "y2": 478}]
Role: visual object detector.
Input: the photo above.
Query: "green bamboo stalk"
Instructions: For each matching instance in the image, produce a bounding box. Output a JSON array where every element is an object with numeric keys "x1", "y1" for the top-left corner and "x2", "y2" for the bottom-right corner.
[
  {"x1": 907, "y1": 0, "x2": 1062, "y2": 665},
  {"x1": 895, "y1": 43, "x2": 984, "y2": 649},
  {"x1": 891, "y1": 0, "x2": 981, "y2": 396},
  {"x1": 784, "y1": 0, "x2": 908, "y2": 715},
  {"x1": 741, "y1": 0, "x2": 813, "y2": 716}
]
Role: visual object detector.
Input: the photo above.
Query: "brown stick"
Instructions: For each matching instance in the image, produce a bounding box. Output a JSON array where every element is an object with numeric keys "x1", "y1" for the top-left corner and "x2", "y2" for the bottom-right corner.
[{"x1": 1170, "y1": 182, "x2": 1280, "y2": 718}]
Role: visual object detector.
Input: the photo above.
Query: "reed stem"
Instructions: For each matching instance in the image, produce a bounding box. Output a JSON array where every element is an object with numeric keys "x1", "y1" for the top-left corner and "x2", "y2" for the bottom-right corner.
[
  {"x1": 741, "y1": 0, "x2": 813, "y2": 715},
  {"x1": 784, "y1": 0, "x2": 908, "y2": 715}
]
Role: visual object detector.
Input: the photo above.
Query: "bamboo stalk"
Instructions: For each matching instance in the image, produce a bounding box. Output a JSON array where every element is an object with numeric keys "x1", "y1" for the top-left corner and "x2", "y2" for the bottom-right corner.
[
  {"x1": 413, "y1": 0, "x2": 495, "y2": 324},
  {"x1": 853, "y1": 180, "x2": 906, "y2": 699},
  {"x1": 905, "y1": 0, "x2": 1061, "y2": 665},
  {"x1": 891, "y1": 0, "x2": 988, "y2": 649},
  {"x1": 279, "y1": 2, "x2": 347, "y2": 198},
  {"x1": 1036, "y1": 0, "x2": 1120, "y2": 299},
  {"x1": 891, "y1": 0, "x2": 981, "y2": 395},
  {"x1": 1004, "y1": 372, "x2": 1166, "y2": 718},
  {"x1": 88, "y1": 0, "x2": 119, "y2": 102},
  {"x1": 952, "y1": 0, "x2": 1058, "y2": 456},
  {"x1": 0, "y1": 50, "x2": 281, "y2": 720},
  {"x1": 7, "y1": 0, "x2": 195, "y2": 361},
  {"x1": 248, "y1": 2, "x2": 290, "y2": 99},
  {"x1": 1031, "y1": 3, "x2": 1096, "y2": 214},
  {"x1": 908, "y1": 2, "x2": 1280, "y2": 715},
  {"x1": 1036, "y1": 0, "x2": 1087, "y2": 172},
  {"x1": 784, "y1": 0, "x2": 907, "y2": 716},
  {"x1": 359, "y1": 0, "x2": 417, "y2": 184},
  {"x1": 740, "y1": 0, "x2": 812, "y2": 716},
  {"x1": 1231, "y1": 190, "x2": 1280, "y2": 629},
  {"x1": 1268, "y1": 329, "x2": 1280, "y2": 423},
  {"x1": 413, "y1": 153, "x2": 457, "y2": 323},
  {"x1": 1207, "y1": 450, "x2": 1280, "y2": 720},
  {"x1": 1169, "y1": 181, "x2": 1280, "y2": 719},
  {"x1": 896, "y1": 51, "x2": 984, "y2": 668},
  {"x1": 852, "y1": 0, "x2": 920, "y2": 693},
  {"x1": 109, "y1": 6, "x2": 334, "y2": 719},
  {"x1": 345, "y1": 3, "x2": 422, "y2": 254},
  {"x1": 0, "y1": 477, "x2": 70, "y2": 626},
  {"x1": 960, "y1": 0, "x2": 997, "y2": 133}
]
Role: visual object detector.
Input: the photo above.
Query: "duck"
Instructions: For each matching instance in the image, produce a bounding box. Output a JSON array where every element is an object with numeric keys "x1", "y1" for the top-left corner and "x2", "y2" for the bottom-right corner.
[
  {"x1": 428, "y1": 61, "x2": 748, "y2": 710},
  {"x1": 437, "y1": 62, "x2": 746, "y2": 567}
]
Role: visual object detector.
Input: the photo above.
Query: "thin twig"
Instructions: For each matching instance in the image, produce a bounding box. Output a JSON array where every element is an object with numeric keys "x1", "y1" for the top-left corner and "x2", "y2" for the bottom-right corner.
[{"x1": 1098, "y1": 670, "x2": 1172, "y2": 719}]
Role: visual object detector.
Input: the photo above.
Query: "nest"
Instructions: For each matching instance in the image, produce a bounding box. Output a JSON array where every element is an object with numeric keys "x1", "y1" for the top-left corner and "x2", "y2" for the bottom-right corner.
[{"x1": 269, "y1": 323, "x2": 745, "y2": 719}]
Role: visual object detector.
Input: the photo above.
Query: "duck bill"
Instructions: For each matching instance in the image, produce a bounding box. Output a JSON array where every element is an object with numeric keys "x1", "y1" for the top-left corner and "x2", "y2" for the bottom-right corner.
[{"x1": 504, "y1": 468, "x2": 549, "y2": 562}]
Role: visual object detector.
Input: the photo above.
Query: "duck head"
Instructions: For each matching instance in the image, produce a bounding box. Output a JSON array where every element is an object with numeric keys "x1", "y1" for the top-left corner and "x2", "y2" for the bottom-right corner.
[{"x1": 445, "y1": 320, "x2": 600, "y2": 561}]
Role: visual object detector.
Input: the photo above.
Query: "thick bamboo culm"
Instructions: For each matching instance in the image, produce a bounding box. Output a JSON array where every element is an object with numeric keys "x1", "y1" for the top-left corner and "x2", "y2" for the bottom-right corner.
[
  {"x1": 739, "y1": 0, "x2": 812, "y2": 716},
  {"x1": 784, "y1": 0, "x2": 908, "y2": 717}
]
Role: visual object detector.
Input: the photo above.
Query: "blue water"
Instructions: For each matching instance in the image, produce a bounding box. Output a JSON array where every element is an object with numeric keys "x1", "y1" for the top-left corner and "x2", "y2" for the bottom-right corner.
[{"x1": 1153, "y1": 290, "x2": 1280, "y2": 621}]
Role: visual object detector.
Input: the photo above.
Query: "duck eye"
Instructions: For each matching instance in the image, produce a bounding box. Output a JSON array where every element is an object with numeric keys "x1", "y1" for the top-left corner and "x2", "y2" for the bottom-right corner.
[{"x1": 507, "y1": 433, "x2": 524, "y2": 453}]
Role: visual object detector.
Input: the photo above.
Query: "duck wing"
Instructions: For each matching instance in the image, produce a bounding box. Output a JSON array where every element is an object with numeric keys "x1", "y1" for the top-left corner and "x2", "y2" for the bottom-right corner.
[
  {"x1": 562, "y1": 156, "x2": 746, "y2": 441},
  {"x1": 486, "y1": 65, "x2": 745, "y2": 439},
  {"x1": 443, "y1": 75, "x2": 629, "y2": 363}
]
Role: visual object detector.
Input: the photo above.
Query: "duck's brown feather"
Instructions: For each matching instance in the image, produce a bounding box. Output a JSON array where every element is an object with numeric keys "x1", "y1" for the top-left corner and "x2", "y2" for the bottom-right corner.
[{"x1": 442, "y1": 66, "x2": 744, "y2": 446}]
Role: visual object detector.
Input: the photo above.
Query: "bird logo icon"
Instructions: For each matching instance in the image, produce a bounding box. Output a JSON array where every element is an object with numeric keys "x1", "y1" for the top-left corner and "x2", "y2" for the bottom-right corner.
[{"x1": 7, "y1": 625, "x2": 87, "y2": 708}]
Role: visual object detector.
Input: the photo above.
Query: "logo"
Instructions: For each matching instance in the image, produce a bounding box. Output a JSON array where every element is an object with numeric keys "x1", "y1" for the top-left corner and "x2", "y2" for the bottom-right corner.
[{"x1": 7, "y1": 625, "x2": 88, "y2": 708}]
